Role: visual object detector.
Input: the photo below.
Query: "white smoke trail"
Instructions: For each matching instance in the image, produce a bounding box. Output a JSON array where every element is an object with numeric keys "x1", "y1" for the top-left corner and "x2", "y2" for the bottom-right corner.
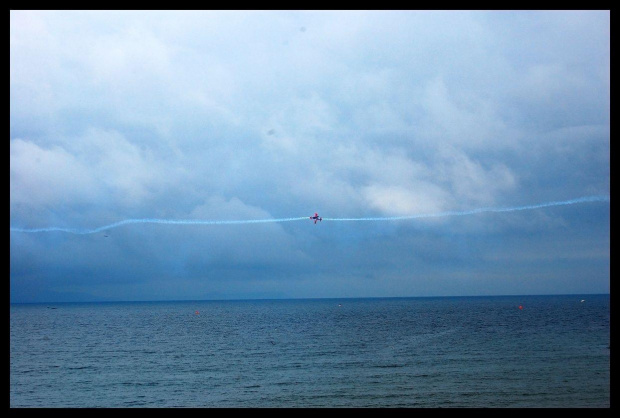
[
  {"x1": 323, "y1": 195, "x2": 610, "y2": 222},
  {"x1": 10, "y1": 217, "x2": 308, "y2": 235},
  {"x1": 9, "y1": 195, "x2": 609, "y2": 235}
]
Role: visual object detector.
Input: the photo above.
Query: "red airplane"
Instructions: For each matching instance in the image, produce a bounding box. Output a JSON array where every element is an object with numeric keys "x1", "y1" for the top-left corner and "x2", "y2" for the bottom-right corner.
[{"x1": 310, "y1": 212, "x2": 322, "y2": 224}]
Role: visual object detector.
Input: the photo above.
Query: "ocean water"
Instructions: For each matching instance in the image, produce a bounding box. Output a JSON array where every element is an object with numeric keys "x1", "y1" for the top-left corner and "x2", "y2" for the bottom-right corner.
[{"x1": 10, "y1": 295, "x2": 609, "y2": 408}]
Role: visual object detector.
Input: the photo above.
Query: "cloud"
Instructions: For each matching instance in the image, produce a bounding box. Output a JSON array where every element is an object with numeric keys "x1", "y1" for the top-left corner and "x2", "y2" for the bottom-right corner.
[
  {"x1": 10, "y1": 139, "x2": 95, "y2": 209},
  {"x1": 10, "y1": 10, "x2": 610, "y2": 302}
]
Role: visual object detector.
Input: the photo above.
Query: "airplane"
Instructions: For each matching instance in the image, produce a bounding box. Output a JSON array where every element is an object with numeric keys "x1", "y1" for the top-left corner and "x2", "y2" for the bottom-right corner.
[{"x1": 309, "y1": 212, "x2": 322, "y2": 224}]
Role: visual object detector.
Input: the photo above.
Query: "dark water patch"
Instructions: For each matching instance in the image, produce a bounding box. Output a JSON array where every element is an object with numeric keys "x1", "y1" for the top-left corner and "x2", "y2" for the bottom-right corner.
[{"x1": 10, "y1": 295, "x2": 610, "y2": 408}]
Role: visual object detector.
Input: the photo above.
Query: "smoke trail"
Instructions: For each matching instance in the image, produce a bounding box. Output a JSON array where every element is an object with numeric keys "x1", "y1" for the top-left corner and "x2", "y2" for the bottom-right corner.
[
  {"x1": 323, "y1": 195, "x2": 610, "y2": 221},
  {"x1": 10, "y1": 217, "x2": 308, "y2": 235},
  {"x1": 9, "y1": 195, "x2": 609, "y2": 234}
]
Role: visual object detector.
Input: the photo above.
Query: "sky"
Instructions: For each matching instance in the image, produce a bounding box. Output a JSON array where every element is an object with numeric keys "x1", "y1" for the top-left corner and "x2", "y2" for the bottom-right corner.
[{"x1": 10, "y1": 10, "x2": 610, "y2": 303}]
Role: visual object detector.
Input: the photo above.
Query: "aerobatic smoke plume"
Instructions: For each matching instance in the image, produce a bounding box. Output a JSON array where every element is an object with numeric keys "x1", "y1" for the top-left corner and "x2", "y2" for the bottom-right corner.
[
  {"x1": 9, "y1": 195, "x2": 610, "y2": 235},
  {"x1": 323, "y1": 195, "x2": 610, "y2": 221}
]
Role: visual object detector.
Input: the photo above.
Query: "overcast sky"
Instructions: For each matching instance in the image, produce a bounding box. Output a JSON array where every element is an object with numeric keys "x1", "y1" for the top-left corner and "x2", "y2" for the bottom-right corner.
[{"x1": 10, "y1": 10, "x2": 610, "y2": 303}]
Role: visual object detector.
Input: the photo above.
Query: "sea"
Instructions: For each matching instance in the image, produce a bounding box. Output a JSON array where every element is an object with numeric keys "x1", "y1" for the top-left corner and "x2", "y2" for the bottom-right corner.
[{"x1": 10, "y1": 294, "x2": 610, "y2": 408}]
